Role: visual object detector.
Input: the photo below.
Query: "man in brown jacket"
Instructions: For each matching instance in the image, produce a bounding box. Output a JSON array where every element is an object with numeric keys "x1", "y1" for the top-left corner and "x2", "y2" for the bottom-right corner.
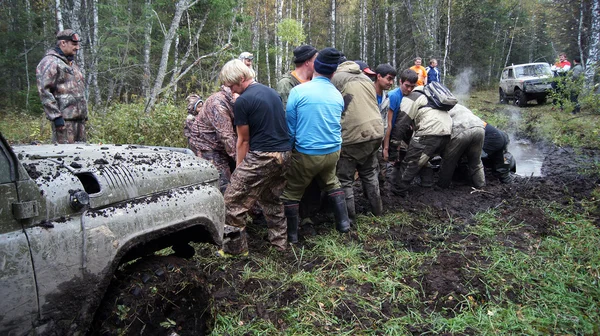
[{"x1": 36, "y1": 29, "x2": 87, "y2": 144}]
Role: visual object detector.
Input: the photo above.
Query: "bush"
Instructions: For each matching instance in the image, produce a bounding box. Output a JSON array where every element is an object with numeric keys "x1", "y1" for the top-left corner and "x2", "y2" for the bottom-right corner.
[{"x1": 89, "y1": 101, "x2": 187, "y2": 147}]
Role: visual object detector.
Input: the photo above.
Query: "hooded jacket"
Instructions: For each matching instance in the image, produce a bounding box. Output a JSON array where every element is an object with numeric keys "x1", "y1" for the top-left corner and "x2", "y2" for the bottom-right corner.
[
  {"x1": 331, "y1": 61, "x2": 384, "y2": 145},
  {"x1": 448, "y1": 104, "x2": 485, "y2": 139},
  {"x1": 36, "y1": 48, "x2": 87, "y2": 122},
  {"x1": 276, "y1": 72, "x2": 302, "y2": 108}
]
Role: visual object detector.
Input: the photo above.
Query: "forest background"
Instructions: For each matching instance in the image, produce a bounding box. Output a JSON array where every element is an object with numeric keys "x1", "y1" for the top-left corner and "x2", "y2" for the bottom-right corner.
[{"x1": 0, "y1": 0, "x2": 598, "y2": 139}]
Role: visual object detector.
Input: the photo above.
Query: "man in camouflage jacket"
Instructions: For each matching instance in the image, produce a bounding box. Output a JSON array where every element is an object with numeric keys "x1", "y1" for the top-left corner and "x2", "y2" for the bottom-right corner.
[
  {"x1": 36, "y1": 29, "x2": 87, "y2": 144},
  {"x1": 189, "y1": 86, "x2": 237, "y2": 193}
]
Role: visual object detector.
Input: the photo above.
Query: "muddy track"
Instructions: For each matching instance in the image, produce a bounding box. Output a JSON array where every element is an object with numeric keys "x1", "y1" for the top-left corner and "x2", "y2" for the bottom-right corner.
[{"x1": 97, "y1": 142, "x2": 599, "y2": 335}]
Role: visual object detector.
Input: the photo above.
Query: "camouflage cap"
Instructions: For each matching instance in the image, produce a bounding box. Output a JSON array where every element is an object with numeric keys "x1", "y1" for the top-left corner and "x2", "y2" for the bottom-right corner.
[
  {"x1": 186, "y1": 94, "x2": 203, "y2": 114},
  {"x1": 57, "y1": 29, "x2": 81, "y2": 42}
]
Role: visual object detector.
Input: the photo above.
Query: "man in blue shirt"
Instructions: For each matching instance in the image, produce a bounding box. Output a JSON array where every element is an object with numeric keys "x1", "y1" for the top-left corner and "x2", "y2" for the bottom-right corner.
[{"x1": 282, "y1": 47, "x2": 352, "y2": 243}]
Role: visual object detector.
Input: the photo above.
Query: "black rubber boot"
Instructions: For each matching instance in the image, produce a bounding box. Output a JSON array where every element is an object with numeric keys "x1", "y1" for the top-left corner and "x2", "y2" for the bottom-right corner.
[
  {"x1": 363, "y1": 183, "x2": 383, "y2": 216},
  {"x1": 284, "y1": 201, "x2": 300, "y2": 243},
  {"x1": 327, "y1": 189, "x2": 351, "y2": 233}
]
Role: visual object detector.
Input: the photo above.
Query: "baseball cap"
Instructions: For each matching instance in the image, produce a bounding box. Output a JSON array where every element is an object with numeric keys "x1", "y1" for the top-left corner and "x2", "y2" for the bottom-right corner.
[
  {"x1": 239, "y1": 52, "x2": 254, "y2": 60},
  {"x1": 355, "y1": 60, "x2": 376, "y2": 75},
  {"x1": 57, "y1": 29, "x2": 81, "y2": 43}
]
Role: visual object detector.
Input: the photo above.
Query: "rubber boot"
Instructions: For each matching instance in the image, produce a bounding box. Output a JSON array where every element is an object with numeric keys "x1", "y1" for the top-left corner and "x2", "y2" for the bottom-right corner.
[
  {"x1": 346, "y1": 197, "x2": 356, "y2": 225},
  {"x1": 363, "y1": 183, "x2": 383, "y2": 216},
  {"x1": 420, "y1": 166, "x2": 434, "y2": 187},
  {"x1": 327, "y1": 189, "x2": 351, "y2": 233},
  {"x1": 284, "y1": 201, "x2": 300, "y2": 244}
]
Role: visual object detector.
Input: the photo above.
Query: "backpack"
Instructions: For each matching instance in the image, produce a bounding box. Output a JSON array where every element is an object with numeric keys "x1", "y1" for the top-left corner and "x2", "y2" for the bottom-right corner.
[{"x1": 417, "y1": 81, "x2": 458, "y2": 111}]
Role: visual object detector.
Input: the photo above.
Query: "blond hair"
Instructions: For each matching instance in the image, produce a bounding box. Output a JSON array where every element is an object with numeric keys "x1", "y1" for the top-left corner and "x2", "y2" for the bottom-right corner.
[{"x1": 219, "y1": 59, "x2": 255, "y2": 86}]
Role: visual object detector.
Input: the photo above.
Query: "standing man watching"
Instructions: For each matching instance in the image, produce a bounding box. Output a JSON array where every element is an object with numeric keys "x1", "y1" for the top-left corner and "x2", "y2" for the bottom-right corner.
[
  {"x1": 277, "y1": 44, "x2": 318, "y2": 107},
  {"x1": 331, "y1": 60, "x2": 385, "y2": 222},
  {"x1": 282, "y1": 47, "x2": 351, "y2": 243},
  {"x1": 570, "y1": 57, "x2": 584, "y2": 114},
  {"x1": 409, "y1": 57, "x2": 428, "y2": 87},
  {"x1": 36, "y1": 29, "x2": 87, "y2": 144},
  {"x1": 426, "y1": 59, "x2": 441, "y2": 83},
  {"x1": 239, "y1": 52, "x2": 254, "y2": 69},
  {"x1": 219, "y1": 59, "x2": 292, "y2": 255}
]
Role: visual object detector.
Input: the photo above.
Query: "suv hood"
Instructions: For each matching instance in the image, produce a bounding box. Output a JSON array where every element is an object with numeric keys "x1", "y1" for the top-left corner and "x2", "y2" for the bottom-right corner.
[{"x1": 14, "y1": 144, "x2": 219, "y2": 214}]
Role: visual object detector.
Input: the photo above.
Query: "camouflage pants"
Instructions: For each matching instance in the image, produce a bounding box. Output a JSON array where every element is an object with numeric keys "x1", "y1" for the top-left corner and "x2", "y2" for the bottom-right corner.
[
  {"x1": 224, "y1": 150, "x2": 291, "y2": 250},
  {"x1": 394, "y1": 135, "x2": 450, "y2": 193},
  {"x1": 51, "y1": 121, "x2": 86, "y2": 144},
  {"x1": 198, "y1": 150, "x2": 235, "y2": 193},
  {"x1": 438, "y1": 128, "x2": 485, "y2": 188}
]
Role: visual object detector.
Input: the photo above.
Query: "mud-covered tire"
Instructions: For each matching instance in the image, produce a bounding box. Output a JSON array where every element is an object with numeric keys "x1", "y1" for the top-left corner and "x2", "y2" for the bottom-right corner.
[
  {"x1": 499, "y1": 88, "x2": 508, "y2": 104},
  {"x1": 514, "y1": 89, "x2": 527, "y2": 107},
  {"x1": 90, "y1": 256, "x2": 211, "y2": 335}
]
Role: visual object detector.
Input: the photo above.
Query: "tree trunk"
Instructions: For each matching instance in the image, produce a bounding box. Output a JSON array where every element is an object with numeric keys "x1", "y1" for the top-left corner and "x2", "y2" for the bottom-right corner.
[
  {"x1": 392, "y1": 4, "x2": 397, "y2": 68},
  {"x1": 55, "y1": 0, "x2": 64, "y2": 32},
  {"x1": 264, "y1": 4, "x2": 272, "y2": 87},
  {"x1": 330, "y1": 0, "x2": 336, "y2": 47},
  {"x1": 385, "y1": 3, "x2": 390, "y2": 63},
  {"x1": 442, "y1": 0, "x2": 451, "y2": 83},
  {"x1": 142, "y1": 0, "x2": 153, "y2": 100},
  {"x1": 504, "y1": 15, "x2": 519, "y2": 67},
  {"x1": 91, "y1": 0, "x2": 101, "y2": 106},
  {"x1": 585, "y1": 0, "x2": 599, "y2": 88},
  {"x1": 145, "y1": 0, "x2": 198, "y2": 114},
  {"x1": 275, "y1": 0, "x2": 283, "y2": 78}
]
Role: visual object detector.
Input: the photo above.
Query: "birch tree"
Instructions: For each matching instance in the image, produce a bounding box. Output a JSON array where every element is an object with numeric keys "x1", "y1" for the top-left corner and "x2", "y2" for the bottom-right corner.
[
  {"x1": 585, "y1": 0, "x2": 599, "y2": 87},
  {"x1": 145, "y1": 0, "x2": 199, "y2": 114},
  {"x1": 55, "y1": 0, "x2": 64, "y2": 32},
  {"x1": 330, "y1": 0, "x2": 336, "y2": 47}
]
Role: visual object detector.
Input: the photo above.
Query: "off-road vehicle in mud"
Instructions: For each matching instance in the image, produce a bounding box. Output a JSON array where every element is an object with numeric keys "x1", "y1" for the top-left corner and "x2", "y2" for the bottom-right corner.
[
  {"x1": 499, "y1": 62, "x2": 554, "y2": 107},
  {"x1": 0, "y1": 133, "x2": 225, "y2": 335}
]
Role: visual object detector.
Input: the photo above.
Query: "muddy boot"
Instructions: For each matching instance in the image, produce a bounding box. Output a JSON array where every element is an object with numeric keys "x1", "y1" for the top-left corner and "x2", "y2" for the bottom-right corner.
[
  {"x1": 363, "y1": 183, "x2": 383, "y2": 216},
  {"x1": 217, "y1": 225, "x2": 248, "y2": 257},
  {"x1": 284, "y1": 201, "x2": 300, "y2": 244},
  {"x1": 419, "y1": 166, "x2": 434, "y2": 188},
  {"x1": 346, "y1": 197, "x2": 356, "y2": 225},
  {"x1": 327, "y1": 189, "x2": 351, "y2": 233}
]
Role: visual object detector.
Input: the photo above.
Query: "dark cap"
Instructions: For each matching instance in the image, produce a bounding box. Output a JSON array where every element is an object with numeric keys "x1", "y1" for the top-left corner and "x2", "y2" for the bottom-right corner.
[
  {"x1": 293, "y1": 45, "x2": 318, "y2": 63},
  {"x1": 354, "y1": 60, "x2": 376, "y2": 75},
  {"x1": 314, "y1": 47, "x2": 341, "y2": 75},
  {"x1": 56, "y1": 29, "x2": 81, "y2": 43}
]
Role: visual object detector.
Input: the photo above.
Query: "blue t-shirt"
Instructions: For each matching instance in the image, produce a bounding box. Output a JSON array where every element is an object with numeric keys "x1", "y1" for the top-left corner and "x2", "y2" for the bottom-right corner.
[
  {"x1": 286, "y1": 76, "x2": 344, "y2": 155},
  {"x1": 234, "y1": 83, "x2": 291, "y2": 152},
  {"x1": 388, "y1": 88, "x2": 403, "y2": 130}
]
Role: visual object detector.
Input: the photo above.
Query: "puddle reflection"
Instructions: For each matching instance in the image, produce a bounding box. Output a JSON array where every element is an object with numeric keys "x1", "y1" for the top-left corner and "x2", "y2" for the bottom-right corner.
[{"x1": 508, "y1": 139, "x2": 544, "y2": 177}]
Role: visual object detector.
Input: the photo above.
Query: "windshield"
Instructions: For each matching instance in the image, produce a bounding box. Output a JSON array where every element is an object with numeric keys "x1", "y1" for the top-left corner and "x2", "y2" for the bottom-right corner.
[{"x1": 515, "y1": 64, "x2": 552, "y2": 78}]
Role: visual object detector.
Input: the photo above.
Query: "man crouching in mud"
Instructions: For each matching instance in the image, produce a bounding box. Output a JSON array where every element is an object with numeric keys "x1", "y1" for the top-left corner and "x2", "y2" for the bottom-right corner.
[
  {"x1": 218, "y1": 59, "x2": 292, "y2": 256},
  {"x1": 391, "y1": 69, "x2": 452, "y2": 197}
]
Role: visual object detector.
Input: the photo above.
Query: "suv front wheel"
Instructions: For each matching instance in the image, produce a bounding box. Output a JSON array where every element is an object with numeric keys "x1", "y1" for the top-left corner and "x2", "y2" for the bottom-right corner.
[{"x1": 514, "y1": 88, "x2": 528, "y2": 107}]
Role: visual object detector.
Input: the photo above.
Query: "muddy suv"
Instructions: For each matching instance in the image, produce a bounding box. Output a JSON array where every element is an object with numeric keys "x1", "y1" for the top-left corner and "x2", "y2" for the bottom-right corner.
[
  {"x1": 0, "y1": 133, "x2": 225, "y2": 335},
  {"x1": 499, "y1": 62, "x2": 554, "y2": 107}
]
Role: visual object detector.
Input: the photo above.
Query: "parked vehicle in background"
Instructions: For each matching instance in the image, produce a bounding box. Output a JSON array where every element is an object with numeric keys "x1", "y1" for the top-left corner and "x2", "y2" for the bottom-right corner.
[
  {"x1": 0, "y1": 133, "x2": 225, "y2": 335},
  {"x1": 499, "y1": 62, "x2": 554, "y2": 107}
]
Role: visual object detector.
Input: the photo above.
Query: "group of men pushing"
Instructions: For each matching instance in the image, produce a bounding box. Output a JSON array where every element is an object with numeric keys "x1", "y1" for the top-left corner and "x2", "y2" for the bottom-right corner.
[
  {"x1": 34, "y1": 30, "x2": 511, "y2": 255},
  {"x1": 183, "y1": 45, "x2": 513, "y2": 256}
]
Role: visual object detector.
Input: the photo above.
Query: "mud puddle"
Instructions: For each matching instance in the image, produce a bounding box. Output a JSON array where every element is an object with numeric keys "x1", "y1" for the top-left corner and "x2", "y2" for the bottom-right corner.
[{"x1": 508, "y1": 138, "x2": 545, "y2": 177}]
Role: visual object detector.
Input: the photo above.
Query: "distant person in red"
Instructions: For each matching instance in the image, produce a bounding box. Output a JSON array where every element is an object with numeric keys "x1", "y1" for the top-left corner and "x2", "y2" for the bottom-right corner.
[
  {"x1": 555, "y1": 52, "x2": 571, "y2": 73},
  {"x1": 551, "y1": 52, "x2": 572, "y2": 109}
]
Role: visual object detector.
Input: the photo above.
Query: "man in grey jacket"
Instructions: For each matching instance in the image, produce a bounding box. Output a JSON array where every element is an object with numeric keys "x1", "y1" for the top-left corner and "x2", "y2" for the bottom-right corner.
[
  {"x1": 437, "y1": 104, "x2": 485, "y2": 188},
  {"x1": 391, "y1": 69, "x2": 452, "y2": 197}
]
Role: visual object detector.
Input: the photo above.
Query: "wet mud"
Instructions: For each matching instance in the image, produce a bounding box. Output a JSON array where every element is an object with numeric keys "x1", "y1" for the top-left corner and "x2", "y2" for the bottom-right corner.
[{"x1": 97, "y1": 142, "x2": 600, "y2": 335}]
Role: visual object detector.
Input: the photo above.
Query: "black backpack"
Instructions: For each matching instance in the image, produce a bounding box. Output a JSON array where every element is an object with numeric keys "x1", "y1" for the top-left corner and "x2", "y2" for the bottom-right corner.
[{"x1": 416, "y1": 81, "x2": 458, "y2": 111}]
